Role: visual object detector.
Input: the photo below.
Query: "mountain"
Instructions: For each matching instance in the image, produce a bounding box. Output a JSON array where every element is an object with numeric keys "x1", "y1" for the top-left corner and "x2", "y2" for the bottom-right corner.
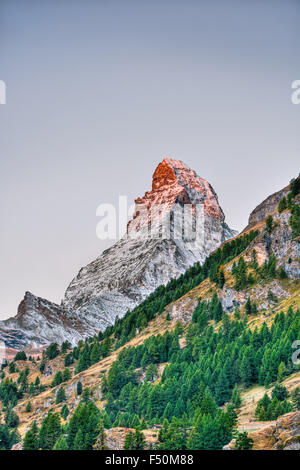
[
  {"x1": 0, "y1": 158, "x2": 236, "y2": 349},
  {"x1": 62, "y1": 158, "x2": 236, "y2": 329},
  {"x1": 0, "y1": 292, "x2": 89, "y2": 352},
  {"x1": 1, "y1": 175, "x2": 299, "y2": 451}
]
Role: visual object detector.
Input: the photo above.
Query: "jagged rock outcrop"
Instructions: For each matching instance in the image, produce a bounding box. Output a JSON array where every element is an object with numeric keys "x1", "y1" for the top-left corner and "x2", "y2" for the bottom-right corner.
[
  {"x1": 224, "y1": 411, "x2": 300, "y2": 450},
  {"x1": 245, "y1": 206, "x2": 300, "y2": 280},
  {"x1": 0, "y1": 158, "x2": 236, "y2": 348},
  {"x1": 94, "y1": 427, "x2": 160, "y2": 450},
  {"x1": 0, "y1": 292, "x2": 91, "y2": 348},
  {"x1": 248, "y1": 185, "x2": 290, "y2": 227}
]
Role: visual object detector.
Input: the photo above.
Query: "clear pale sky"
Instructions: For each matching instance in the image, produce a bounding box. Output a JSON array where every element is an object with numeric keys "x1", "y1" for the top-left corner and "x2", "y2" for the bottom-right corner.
[{"x1": 0, "y1": 0, "x2": 299, "y2": 319}]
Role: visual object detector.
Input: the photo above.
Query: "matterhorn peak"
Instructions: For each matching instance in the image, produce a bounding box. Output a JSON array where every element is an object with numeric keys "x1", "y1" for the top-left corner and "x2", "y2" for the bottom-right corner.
[
  {"x1": 62, "y1": 158, "x2": 236, "y2": 330},
  {"x1": 129, "y1": 158, "x2": 226, "y2": 240},
  {"x1": 152, "y1": 157, "x2": 224, "y2": 219}
]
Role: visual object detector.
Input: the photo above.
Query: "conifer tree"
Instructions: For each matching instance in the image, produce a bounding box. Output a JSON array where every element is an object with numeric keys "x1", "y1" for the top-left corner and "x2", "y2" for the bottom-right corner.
[
  {"x1": 231, "y1": 385, "x2": 242, "y2": 408},
  {"x1": 123, "y1": 431, "x2": 135, "y2": 450},
  {"x1": 245, "y1": 298, "x2": 252, "y2": 315},
  {"x1": 23, "y1": 421, "x2": 39, "y2": 450},
  {"x1": 53, "y1": 435, "x2": 68, "y2": 450},
  {"x1": 25, "y1": 401, "x2": 32, "y2": 413},
  {"x1": 39, "y1": 412, "x2": 62, "y2": 450},
  {"x1": 60, "y1": 404, "x2": 69, "y2": 420},
  {"x1": 277, "y1": 362, "x2": 287, "y2": 383},
  {"x1": 77, "y1": 381, "x2": 83, "y2": 396},
  {"x1": 235, "y1": 432, "x2": 254, "y2": 450},
  {"x1": 56, "y1": 387, "x2": 66, "y2": 405},
  {"x1": 291, "y1": 387, "x2": 300, "y2": 410},
  {"x1": 278, "y1": 197, "x2": 287, "y2": 213},
  {"x1": 265, "y1": 215, "x2": 273, "y2": 233}
]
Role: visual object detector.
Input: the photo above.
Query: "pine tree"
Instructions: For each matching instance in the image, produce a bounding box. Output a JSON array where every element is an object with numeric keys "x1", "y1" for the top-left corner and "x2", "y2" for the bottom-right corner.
[
  {"x1": 234, "y1": 306, "x2": 241, "y2": 320},
  {"x1": 231, "y1": 385, "x2": 242, "y2": 408},
  {"x1": 90, "y1": 342, "x2": 101, "y2": 365},
  {"x1": 56, "y1": 387, "x2": 66, "y2": 405},
  {"x1": 250, "y1": 250, "x2": 258, "y2": 270},
  {"x1": 62, "y1": 368, "x2": 71, "y2": 382},
  {"x1": 96, "y1": 421, "x2": 107, "y2": 450},
  {"x1": 60, "y1": 404, "x2": 69, "y2": 420},
  {"x1": 73, "y1": 429, "x2": 85, "y2": 450},
  {"x1": 235, "y1": 432, "x2": 254, "y2": 450},
  {"x1": 291, "y1": 387, "x2": 300, "y2": 410},
  {"x1": 213, "y1": 301, "x2": 223, "y2": 322},
  {"x1": 277, "y1": 362, "x2": 287, "y2": 383},
  {"x1": 265, "y1": 215, "x2": 273, "y2": 233},
  {"x1": 245, "y1": 298, "x2": 252, "y2": 315},
  {"x1": 234, "y1": 257, "x2": 248, "y2": 291},
  {"x1": 77, "y1": 381, "x2": 83, "y2": 396},
  {"x1": 123, "y1": 431, "x2": 135, "y2": 450},
  {"x1": 272, "y1": 384, "x2": 289, "y2": 401},
  {"x1": 251, "y1": 301, "x2": 258, "y2": 315},
  {"x1": 217, "y1": 266, "x2": 225, "y2": 289},
  {"x1": 53, "y1": 435, "x2": 68, "y2": 450},
  {"x1": 39, "y1": 412, "x2": 62, "y2": 450},
  {"x1": 25, "y1": 401, "x2": 32, "y2": 413},
  {"x1": 23, "y1": 421, "x2": 39, "y2": 450},
  {"x1": 278, "y1": 197, "x2": 287, "y2": 213}
]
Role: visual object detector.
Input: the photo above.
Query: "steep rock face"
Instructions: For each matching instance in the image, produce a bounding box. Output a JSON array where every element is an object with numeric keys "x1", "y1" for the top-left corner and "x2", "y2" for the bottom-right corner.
[
  {"x1": 0, "y1": 292, "x2": 91, "y2": 348},
  {"x1": 248, "y1": 185, "x2": 289, "y2": 227},
  {"x1": 244, "y1": 205, "x2": 300, "y2": 280},
  {"x1": 63, "y1": 158, "x2": 236, "y2": 328}
]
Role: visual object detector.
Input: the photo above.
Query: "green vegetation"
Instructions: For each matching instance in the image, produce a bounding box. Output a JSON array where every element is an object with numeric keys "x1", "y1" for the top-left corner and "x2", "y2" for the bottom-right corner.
[
  {"x1": 96, "y1": 307, "x2": 300, "y2": 449},
  {"x1": 255, "y1": 385, "x2": 293, "y2": 421},
  {"x1": 123, "y1": 429, "x2": 146, "y2": 450},
  {"x1": 278, "y1": 175, "x2": 300, "y2": 238},
  {"x1": 235, "y1": 432, "x2": 254, "y2": 450},
  {"x1": 14, "y1": 351, "x2": 27, "y2": 362}
]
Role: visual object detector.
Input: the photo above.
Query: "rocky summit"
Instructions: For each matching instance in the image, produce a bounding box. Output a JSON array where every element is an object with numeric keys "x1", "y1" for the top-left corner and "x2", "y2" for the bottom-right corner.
[{"x1": 0, "y1": 158, "x2": 236, "y2": 349}]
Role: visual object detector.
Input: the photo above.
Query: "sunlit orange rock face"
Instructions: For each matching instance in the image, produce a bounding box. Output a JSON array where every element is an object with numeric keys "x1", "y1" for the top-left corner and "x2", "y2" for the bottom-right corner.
[
  {"x1": 130, "y1": 158, "x2": 224, "y2": 234},
  {"x1": 152, "y1": 159, "x2": 178, "y2": 190}
]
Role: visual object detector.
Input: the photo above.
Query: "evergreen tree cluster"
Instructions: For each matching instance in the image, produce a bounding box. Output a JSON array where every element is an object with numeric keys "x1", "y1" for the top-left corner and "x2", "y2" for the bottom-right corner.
[
  {"x1": 232, "y1": 251, "x2": 286, "y2": 292},
  {"x1": 23, "y1": 399, "x2": 106, "y2": 451},
  {"x1": 101, "y1": 307, "x2": 299, "y2": 445},
  {"x1": 255, "y1": 384, "x2": 293, "y2": 421}
]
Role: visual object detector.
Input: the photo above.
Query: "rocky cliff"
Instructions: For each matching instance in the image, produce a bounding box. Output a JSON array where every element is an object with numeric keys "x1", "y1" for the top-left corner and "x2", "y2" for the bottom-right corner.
[
  {"x1": 248, "y1": 185, "x2": 290, "y2": 227},
  {"x1": 0, "y1": 292, "x2": 91, "y2": 349}
]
